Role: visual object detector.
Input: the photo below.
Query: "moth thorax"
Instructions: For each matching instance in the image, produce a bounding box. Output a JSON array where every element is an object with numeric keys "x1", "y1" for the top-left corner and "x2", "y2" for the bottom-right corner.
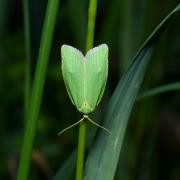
[{"x1": 83, "y1": 115, "x2": 89, "y2": 119}]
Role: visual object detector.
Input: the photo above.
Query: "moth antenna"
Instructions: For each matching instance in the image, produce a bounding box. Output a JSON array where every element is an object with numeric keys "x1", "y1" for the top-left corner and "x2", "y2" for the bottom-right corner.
[
  {"x1": 84, "y1": 115, "x2": 111, "y2": 134},
  {"x1": 58, "y1": 117, "x2": 85, "y2": 136}
]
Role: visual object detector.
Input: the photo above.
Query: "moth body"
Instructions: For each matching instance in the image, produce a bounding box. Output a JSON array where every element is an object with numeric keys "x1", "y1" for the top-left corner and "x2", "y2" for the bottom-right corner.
[{"x1": 61, "y1": 44, "x2": 108, "y2": 115}]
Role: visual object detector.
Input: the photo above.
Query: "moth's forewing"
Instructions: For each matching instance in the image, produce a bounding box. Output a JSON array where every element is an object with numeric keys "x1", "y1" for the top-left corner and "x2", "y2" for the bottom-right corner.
[
  {"x1": 85, "y1": 44, "x2": 108, "y2": 111},
  {"x1": 61, "y1": 45, "x2": 85, "y2": 110},
  {"x1": 61, "y1": 44, "x2": 108, "y2": 115}
]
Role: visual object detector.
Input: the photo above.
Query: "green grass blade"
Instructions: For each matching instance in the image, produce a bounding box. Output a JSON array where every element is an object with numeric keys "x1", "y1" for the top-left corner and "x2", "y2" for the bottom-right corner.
[
  {"x1": 86, "y1": 0, "x2": 98, "y2": 51},
  {"x1": 23, "y1": 0, "x2": 31, "y2": 120},
  {"x1": 138, "y1": 82, "x2": 180, "y2": 100},
  {"x1": 17, "y1": 0, "x2": 60, "y2": 179},
  {"x1": 76, "y1": 0, "x2": 98, "y2": 179},
  {"x1": 84, "y1": 4, "x2": 180, "y2": 180}
]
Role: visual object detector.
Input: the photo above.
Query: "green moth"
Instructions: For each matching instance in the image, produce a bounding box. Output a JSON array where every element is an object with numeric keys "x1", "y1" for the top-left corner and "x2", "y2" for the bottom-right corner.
[{"x1": 59, "y1": 44, "x2": 110, "y2": 135}]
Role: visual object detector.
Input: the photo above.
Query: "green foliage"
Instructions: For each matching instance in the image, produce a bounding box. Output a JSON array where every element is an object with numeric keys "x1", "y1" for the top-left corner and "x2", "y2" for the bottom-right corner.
[
  {"x1": 0, "y1": 0, "x2": 179, "y2": 179},
  {"x1": 84, "y1": 5, "x2": 180, "y2": 180},
  {"x1": 138, "y1": 82, "x2": 180, "y2": 100}
]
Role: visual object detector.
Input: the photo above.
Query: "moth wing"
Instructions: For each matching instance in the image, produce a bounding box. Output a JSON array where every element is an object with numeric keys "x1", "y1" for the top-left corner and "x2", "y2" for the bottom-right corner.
[
  {"x1": 85, "y1": 44, "x2": 108, "y2": 111},
  {"x1": 61, "y1": 45, "x2": 84, "y2": 110}
]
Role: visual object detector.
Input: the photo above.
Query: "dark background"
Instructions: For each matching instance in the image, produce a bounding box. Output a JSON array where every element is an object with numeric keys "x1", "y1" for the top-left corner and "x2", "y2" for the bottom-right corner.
[{"x1": 0, "y1": 0, "x2": 180, "y2": 179}]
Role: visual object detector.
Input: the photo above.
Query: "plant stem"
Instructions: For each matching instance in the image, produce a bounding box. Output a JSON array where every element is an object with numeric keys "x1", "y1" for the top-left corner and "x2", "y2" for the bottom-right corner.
[
  {"x1": 76, "y1": 0, "x2": 98, "y2": 179},
  {"x1": 17, "y1": 0, "x2": 60, "y2": 179},
  {"x1": 23, "y1": 0, "x2": 31, "y2": 121},
  {"x1": 86, "y1": 0, "x2": 98, "y2": 51},
  {"x1": 76, "y1": 121, "x2": 87, "y2": 180}
]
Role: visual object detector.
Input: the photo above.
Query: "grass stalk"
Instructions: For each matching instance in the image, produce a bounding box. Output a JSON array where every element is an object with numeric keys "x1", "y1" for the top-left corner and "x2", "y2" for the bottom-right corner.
[
  {"x1": 76, "y1": 121, "x2": 87, "y2": 180},
  {"x1": 76, "y1": 0, "x2": 98, "y2": 179},
  {"x1": 17, "y1": 0, "x2": 60, "y2": 179},
  {"x1": 23, "y1": 0, "x2": 31, "y2": 120},
  {"x1": 137, "y1": 82, "x2": 180, "y2": 100},
  {"x1": 85, "y1": 0, "x2": 98, "y2": 51}
]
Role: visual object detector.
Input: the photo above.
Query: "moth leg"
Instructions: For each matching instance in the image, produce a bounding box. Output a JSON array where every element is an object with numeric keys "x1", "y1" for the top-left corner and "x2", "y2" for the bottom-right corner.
[
  {"x1": 58, "y1": 117, "x2": 85, "y2": 136},
  {"x1": 85, "y1": 115, "x2": 111, "y2": 134}
]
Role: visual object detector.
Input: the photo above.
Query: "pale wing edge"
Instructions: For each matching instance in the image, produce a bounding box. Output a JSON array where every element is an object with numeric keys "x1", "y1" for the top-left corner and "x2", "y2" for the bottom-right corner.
[{"x1": 61, "y1": 44, "x2": 85, "y2": 108}]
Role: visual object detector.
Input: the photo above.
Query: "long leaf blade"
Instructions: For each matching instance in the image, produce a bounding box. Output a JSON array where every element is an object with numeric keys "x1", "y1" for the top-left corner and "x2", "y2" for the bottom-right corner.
[
  {"x1": 17, "y1": 0, "x2": 60, "y2": 179},
  {"x1": 138, "y1": 82, "x2": 180, "y2": 100}
]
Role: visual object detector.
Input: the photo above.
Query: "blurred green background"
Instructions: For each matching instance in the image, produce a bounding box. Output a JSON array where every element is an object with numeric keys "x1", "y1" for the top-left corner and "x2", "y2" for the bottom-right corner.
[{"x1": 0, "y1": 0, "x2": 179, "y2": 179}]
